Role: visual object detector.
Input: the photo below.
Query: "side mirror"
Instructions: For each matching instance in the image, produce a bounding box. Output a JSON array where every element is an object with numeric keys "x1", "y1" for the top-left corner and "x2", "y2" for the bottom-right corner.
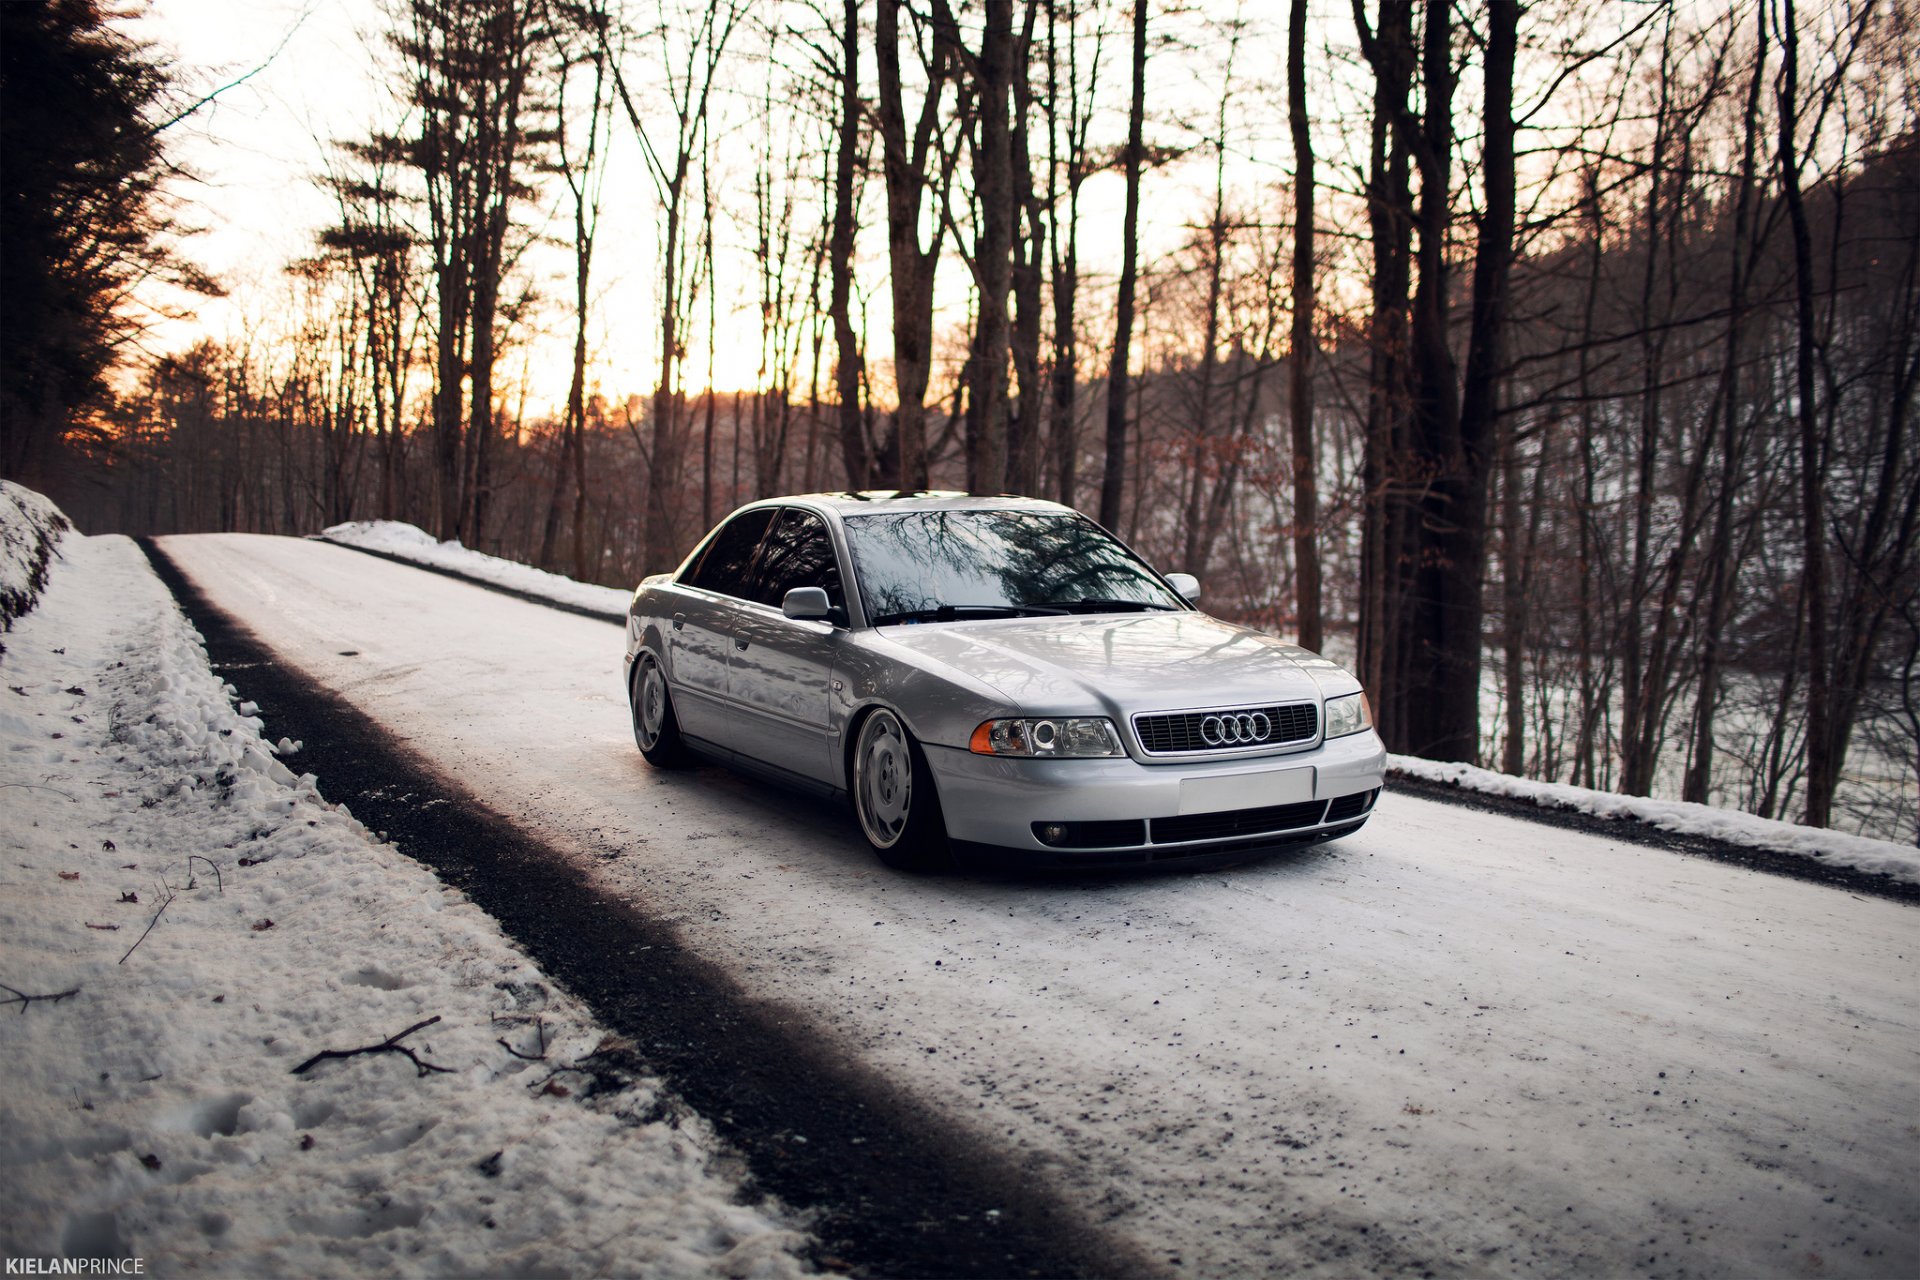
[
  {"x1": 1164, "y1": 572, "x2": 1201, "y2": 603},
  {"x1": 782, "y1": 586, "x2": 833, "y2": 620}
]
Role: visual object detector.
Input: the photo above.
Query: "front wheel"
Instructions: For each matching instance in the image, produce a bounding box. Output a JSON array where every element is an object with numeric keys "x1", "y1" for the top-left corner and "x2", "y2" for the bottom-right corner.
[
  {"x1": 630, "y1": 651, "x2": 688, "y2": 767},
  {"x1": 851, "y1": 708, "x2": 948, "y2": 870}
]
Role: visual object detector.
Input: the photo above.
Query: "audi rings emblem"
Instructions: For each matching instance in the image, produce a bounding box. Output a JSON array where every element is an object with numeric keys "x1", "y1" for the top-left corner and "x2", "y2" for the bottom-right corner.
[{"x1": 1200, "y1": 711, "x2": 1272, "y2": 746}]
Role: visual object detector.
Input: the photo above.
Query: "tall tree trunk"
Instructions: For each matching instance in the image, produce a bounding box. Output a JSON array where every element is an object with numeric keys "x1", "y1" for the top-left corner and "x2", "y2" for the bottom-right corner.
[
  {"x1": 647, "y1": 182, "x2": 684, "y2": 568},
  {"x1": 1571, "y1": 166, "x2": 1605, "y2": 788},
  {"x1": 967, "y1": 0, "x2": 1016, "y2": 495},
  {"x1": 1008, "y1": 0, "x2": 1045, "y2": 498},
  {"x1": 430, "y1": 223, "x2": 469, "y2": 543},
  {"x1": 1179, "y1": 208, "x2": 1226, "y2": 573},
  {"x1": 467, "y1": 226, "x2": 500, "y2": 546},
  {"x1": 1777, "y1": 0, "x2": 1833, "y2": 826},
  {"x1": 876, "y1": 0, "x2": 950, "y2": 491},
  {"x1": 1499, "y1": 418, "x2": 1528, "y2": 775},
  {"x1": 1419, "y1": 0, "x2": 1514, "y2": 763},
  {"x1": 1353, "y1": 0, "x2": 1414, "y2": 736},
  {"x1": 1044, "y1": 0, "x2": 1092, "y2": 508},
  {"x1": 829, "y1": 0, "x2": 868, "y2": 488},
  {"x1": 462, "y1": 0, "x2": 531, "y2": 550},
  {"x1": 1396, "y1": 0, "x2": 1466, "y2": 759},
  {"x1": 1686, "y1": 7, "x2": 1769, "y2": 804},
  {"x1": 701, "y1": 163, "x2": 718, "y2": 529},
  {"x1": 1099, "y1": 0, "x2": 1146, "y2": 530},
  {"x1": 1288, "y1": 0, "x2": 1320, "y2": 650}
]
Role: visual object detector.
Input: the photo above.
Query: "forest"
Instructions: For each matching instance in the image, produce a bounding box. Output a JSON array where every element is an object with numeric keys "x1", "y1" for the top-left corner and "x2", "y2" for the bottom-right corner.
[{"x1": 2, "y1": 0, "x2": 1915, "y2": 842}]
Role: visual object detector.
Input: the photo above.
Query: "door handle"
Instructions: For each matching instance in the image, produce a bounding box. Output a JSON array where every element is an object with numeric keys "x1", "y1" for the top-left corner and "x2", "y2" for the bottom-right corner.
[{"x1": 671, "y1": 613, "x2": 685, "y2": 630}]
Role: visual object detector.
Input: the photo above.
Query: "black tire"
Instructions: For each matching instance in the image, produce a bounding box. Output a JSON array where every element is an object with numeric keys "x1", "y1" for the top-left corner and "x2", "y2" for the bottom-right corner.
[
  {"x1": 630, "y1": 650, "x2": 688, "y2": 768},
  {"x1": 851, "y1": 708, "x2": 950, "y2": 871}
]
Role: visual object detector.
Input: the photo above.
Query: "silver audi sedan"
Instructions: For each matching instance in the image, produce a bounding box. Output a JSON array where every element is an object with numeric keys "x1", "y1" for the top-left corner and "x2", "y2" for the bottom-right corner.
[{"x1": 623, "y1": 492, "x2": 1385, "y2": 870}]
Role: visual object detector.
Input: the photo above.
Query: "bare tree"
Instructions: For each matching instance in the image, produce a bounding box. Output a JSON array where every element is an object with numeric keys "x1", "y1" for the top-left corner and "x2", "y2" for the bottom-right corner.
[
  {"x1": 875, "y1": 0, "x2": 958, "y2": 490},
  {"x1": 1287, "y1": 0, "x2": 1320, "y2": 650},
  {"x1": 393, "y1": 0, "x2": 542, "y2": 543},
  {"x1": 1042, "y1": 0, "x2": 1103, "y2": 508},
  {"x1": 606, "y1": 0, "x2": 746, "y2": 567},
  {"x1": 537, "y1": 0, "x2": 614, "y2": 578},
  {"x1": 1098, "y1": 0, "x2": 1147, "y2": 532}
]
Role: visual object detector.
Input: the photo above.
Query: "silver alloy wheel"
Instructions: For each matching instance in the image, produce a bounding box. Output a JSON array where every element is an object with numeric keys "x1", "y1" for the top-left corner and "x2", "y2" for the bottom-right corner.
[
  {"x1": 634, "y1": 654, "x2": 669, "y2": 751},
  {"x1": 854, "y1": 709, "x2": 913, "y2": 849}
]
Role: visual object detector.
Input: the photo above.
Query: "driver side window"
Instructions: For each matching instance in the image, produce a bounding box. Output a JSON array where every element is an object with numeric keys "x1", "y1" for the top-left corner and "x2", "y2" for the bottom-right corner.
[
  {"x1": 748, "y1": 509, "x2": 845, "y2": 615},
  {"x1": 682, "y1": 508, "x2": 776, "y2": 599}
]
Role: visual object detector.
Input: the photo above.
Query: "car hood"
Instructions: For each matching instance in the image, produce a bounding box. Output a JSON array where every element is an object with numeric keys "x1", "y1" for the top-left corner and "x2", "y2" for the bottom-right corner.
[{"x1": 872, "y1": 611, "x2": 1347, "y2": 715}]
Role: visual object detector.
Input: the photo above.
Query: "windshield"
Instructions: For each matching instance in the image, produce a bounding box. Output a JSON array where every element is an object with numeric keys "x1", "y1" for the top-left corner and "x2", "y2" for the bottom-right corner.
[{"x1": 841, "y1": 509, "x2": 1186, "y2": 625}]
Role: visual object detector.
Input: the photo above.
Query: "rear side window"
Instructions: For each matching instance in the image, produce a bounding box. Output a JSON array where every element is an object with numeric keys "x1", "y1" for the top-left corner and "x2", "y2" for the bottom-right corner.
[
  {"x1": 682, "y1": 508, "x2": 776, "y2": 598},
  {"x1": 748, "y1": 509, "x2": 844, "y2": 610}
]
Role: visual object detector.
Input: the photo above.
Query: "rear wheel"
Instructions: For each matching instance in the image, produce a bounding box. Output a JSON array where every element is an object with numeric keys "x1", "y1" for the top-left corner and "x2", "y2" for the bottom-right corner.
[
  {"x1": 630, "y1": 651, "x2": 687, "y2": 767},
  {"x1": 852, "y1": 708, "x2": 948, "y2": 870}
]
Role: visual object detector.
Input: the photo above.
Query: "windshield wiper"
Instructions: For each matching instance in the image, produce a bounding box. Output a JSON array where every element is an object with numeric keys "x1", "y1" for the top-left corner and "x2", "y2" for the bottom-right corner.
[
  {"x1": 870, "y1": 603, "x2": 1066, "y2": 625},
  {"x1": 1038, "y1": 597, "x2": 1179, "y2": 613}
]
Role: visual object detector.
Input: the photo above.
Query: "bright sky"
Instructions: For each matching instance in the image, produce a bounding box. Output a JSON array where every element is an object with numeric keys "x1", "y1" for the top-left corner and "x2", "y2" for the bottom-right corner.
[
  {"x1": 129, "y1": 0, "x2": 1340, "y2": 411},
  {"x1": 135, "y1": 0, "x2": 671, "y2": 404}
]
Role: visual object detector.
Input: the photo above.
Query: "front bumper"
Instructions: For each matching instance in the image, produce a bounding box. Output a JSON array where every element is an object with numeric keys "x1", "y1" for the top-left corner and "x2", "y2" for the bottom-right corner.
[{"x1": 923, "y1": 728, "x2": 1386, "y2": 866}]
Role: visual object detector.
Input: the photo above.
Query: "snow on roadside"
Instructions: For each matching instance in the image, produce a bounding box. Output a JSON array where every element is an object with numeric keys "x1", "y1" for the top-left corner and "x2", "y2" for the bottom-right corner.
[
  {"x1": 0, "y1": 520, "x2": 810, "y2": 1276},
  {"x1": 1, "y1": 478, "x2": 70, "y2": 632},
  {"x1": 318, "y1": 520, "x2": 629, "y2": 620},
  {"x1": 1389, "y1": 752, "x2": 1920, "y2": 886}
]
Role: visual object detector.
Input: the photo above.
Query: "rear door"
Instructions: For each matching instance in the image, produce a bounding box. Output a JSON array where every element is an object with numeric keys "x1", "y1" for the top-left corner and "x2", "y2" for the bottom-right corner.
[
  {"x1": 730, "y1": 508, "x2": 847, "y2": 784},
  {"x1": 668, "y1": 507, "x2": 775, "y2": 747}
]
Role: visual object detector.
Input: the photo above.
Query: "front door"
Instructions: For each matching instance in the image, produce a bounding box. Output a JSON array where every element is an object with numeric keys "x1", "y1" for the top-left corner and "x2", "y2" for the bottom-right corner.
[
  {"x1": 729, "y1": 508, "x2": 846, "y2": 783},
  {"x1": 666, "y1": 507, "x2": 776, "y2": 747}
]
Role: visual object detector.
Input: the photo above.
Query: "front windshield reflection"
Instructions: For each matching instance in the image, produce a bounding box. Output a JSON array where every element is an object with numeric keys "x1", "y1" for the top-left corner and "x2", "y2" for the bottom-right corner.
[{"x1": 842, "y1": 510, "x2": 1183, "y2": 623}]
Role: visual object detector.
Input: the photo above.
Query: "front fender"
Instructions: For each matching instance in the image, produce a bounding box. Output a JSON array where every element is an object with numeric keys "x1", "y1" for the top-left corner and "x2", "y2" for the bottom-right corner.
[{"x1": 829, "y1": 641, "x2": 1011, "y2": 792}]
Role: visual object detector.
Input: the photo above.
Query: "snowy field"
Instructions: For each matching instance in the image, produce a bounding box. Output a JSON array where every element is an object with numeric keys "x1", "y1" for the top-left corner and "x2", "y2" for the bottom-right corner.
[
  {"x1": 319, "y1": 517, "x2": 1920, "y2": 888},
  {"x1": 0, "y1": 517, "x2": 809, "y2": 1275},
  {"x1": 161, "y1": 529, "x2": 1920, "y2": 1279}
]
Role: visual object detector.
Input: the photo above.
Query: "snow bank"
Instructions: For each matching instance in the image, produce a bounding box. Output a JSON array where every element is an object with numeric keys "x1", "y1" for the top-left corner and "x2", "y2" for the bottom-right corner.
[
  {"x1": 0, "y1": 478, "x2": 71, "y2": 632},
  {"x1": 0, "y1": 515, "x2": 809, "y2": 1274},
  {"x1": 1389, "y1": 753, "x2": 1920, "y2": 885},
  {"x1": 318, "y1": 520, "x2": 628, "y2": 621}
]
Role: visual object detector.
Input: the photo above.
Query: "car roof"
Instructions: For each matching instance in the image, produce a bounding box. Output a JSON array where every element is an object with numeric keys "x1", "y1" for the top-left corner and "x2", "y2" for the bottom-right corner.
[{"x1": 745, "y1": 491, "x2": 1079, "y2": 519}]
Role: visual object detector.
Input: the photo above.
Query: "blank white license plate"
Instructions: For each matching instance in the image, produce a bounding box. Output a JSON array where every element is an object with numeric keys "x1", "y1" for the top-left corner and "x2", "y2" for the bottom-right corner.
[{"x1": 1178, "y1": 767, "x2": 1315, "y2": 815}]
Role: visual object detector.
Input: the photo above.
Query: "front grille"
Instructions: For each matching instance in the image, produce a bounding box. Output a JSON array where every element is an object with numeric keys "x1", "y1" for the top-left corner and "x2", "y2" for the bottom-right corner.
[
  {"x1": 1326, "y1": 788, "x2": 1379, "y2": 822},
  {"x1": 1150, "y1": 800, "x2": 1328, "y2": 845},
  {"x1": 1133, "y1": 702, "x2": 1318, "y2": 755}
]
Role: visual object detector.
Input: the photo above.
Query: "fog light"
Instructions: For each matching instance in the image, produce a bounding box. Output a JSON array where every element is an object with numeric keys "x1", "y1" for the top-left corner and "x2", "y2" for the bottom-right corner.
[{"x1": 1038, "y1": 823, "x2": 1069, "y2": 845}]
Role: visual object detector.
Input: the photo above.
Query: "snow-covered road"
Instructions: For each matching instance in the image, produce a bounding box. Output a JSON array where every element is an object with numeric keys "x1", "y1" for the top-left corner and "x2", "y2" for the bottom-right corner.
[{"x1": 163, "y1": 533, "x2": 1920, "y2": 1279}]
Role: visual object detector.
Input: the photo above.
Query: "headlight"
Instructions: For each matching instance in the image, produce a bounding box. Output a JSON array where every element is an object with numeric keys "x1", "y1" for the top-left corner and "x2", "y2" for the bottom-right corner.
[
  {"x1": 969, "y1": 717, "x2": 1124, "y2": 757},
  {"x1": 1324, "y1": 691, "x2": 1373, "y2": 739},
  {"x1": 1328, "y1": 690, "x2": 1374, "y2": 740}
]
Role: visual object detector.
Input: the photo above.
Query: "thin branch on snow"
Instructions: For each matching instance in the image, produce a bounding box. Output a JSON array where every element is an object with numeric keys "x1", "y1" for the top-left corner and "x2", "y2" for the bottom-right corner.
[
  {"x1": 2, "y1": 982, "x2": 82, "y2": 1013},
  {"x1": 291, "y1": 1015, "x2": 454, "y2": 1078},
  {"x1": 184, "y1": 855, "x2": 223, "y2": 893},
  {"x1": 497, "y1": 1017, "x2": 549, "y2": 1061},
  {"x1": 0, "y1": 782, "x2": 77, "y2": 801},
  {"x1": 118, "y1": 883, "x2": 176, "y2": 964}
]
